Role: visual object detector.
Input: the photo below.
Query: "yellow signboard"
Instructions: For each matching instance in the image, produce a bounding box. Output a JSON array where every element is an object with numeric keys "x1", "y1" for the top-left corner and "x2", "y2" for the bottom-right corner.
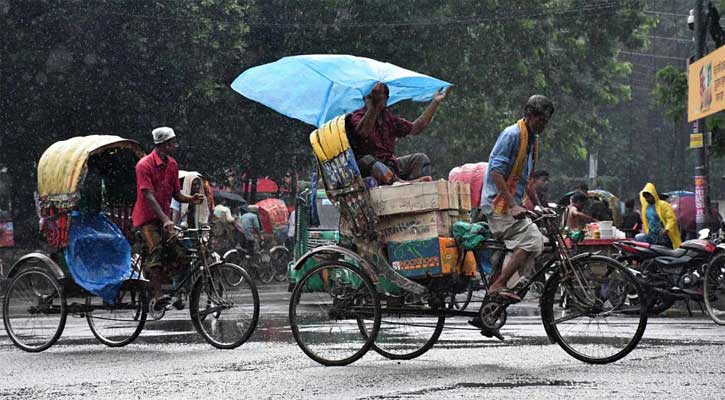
[
  {"x1": 690, "y1": 133, "x2": 704, "y2": 148},
  {"x1": 688, "y1": 45, "x2": 725, "y2": 122}
]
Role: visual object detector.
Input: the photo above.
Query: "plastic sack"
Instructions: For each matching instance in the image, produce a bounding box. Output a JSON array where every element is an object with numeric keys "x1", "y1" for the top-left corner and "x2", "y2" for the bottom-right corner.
[
  {"x1": 452, "y1": 221, "x2": 492, "y2": 250},
  {"x1": 449, "y1": 162, "x2": 488, "y2": 209},
  {"x1": 65, "y1": 212, "x2": 132, "y2": 304}
]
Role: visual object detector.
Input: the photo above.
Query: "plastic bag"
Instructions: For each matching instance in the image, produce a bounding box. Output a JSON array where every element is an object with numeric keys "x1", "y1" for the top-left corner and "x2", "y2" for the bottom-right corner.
[
  {"x1": 452, "y1": 221, "x2": 492, "y2": 250},
  {"x1": 65, "y1": 212, "x2": 132, "y2": 304}
]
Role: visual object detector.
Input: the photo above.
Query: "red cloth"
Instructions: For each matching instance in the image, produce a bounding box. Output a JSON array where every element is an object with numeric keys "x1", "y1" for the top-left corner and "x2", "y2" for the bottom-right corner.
[
  {"x1": 348, "y1": 107, "x2": 413, "y2": 162},
  {"x1": 132, "y1": 149, "x2": 180, "y2": 227},
  {"x1": 449, "y1": 162, "x2": 488, "y2": 209}
]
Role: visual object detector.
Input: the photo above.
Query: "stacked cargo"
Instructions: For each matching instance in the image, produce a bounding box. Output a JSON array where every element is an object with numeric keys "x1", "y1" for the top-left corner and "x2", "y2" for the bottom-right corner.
[{"x1": 366, "y1": 180, "x2": 474, "y2": 279}]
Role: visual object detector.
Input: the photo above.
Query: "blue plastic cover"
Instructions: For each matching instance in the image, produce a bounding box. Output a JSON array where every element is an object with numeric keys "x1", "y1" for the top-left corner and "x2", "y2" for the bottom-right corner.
[
  {"x1": 231, "y1": 54, "x2": 452, "y2": 127},
  {"x1": 65, "y1": 212, "x2": 132, "y2": 303}
]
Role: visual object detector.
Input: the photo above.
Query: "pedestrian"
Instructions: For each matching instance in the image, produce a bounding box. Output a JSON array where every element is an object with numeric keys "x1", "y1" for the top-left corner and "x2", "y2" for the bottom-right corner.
[{"x1": 621, "y1": 198, "x2": 641, "y2": 238}]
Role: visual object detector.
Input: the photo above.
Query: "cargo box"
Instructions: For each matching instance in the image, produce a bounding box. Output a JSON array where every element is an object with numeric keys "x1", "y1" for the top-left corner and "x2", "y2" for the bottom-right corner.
[
  {"x1": 369, "y1": 180, "x2": 460, "y2": 216},
  {"x1": 376, "y1": 210, "x2": 461, "y2": 243},
  {"x1": 387, "y1": 237, "x2": 461, "y2": 279}
]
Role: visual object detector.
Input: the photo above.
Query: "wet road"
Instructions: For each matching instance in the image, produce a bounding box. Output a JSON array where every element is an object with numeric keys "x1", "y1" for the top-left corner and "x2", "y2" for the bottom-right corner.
[{"x1": 1, "y1": 283, "x2": 725, "y2": 399}]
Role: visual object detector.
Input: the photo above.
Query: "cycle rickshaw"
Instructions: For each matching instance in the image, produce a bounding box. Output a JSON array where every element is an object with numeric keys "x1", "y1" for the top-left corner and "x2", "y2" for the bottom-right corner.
[
  {"x1": 2, "y1": 135, "x2": 259, "y2": 352},
  {"x1": 287, "y1": 116, "x2": 649, "y2": 366}
]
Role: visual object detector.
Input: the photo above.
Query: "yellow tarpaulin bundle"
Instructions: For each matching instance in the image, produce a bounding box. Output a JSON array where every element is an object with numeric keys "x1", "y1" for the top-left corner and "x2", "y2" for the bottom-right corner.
[{"x1": 37, "y1": 135, "x2": 144, "y2": 205}]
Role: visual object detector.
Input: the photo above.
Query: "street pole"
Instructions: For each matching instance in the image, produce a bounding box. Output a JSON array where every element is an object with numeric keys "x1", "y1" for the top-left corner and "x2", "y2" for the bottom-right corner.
[{"x1": 694, "y1": 0, "x2": 712, "y2": 232}]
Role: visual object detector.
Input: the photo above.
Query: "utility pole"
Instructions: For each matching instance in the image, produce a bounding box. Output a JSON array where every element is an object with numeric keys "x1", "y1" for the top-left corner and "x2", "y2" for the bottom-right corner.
[{"x1": 693, "y1": 0, "x2": 712, "y2": 231}]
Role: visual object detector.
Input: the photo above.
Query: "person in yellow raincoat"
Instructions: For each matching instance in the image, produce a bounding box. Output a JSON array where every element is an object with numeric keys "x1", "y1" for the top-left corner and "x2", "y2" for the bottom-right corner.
[{"x1": 635, "y1": 182, "x2": 682, "y2": 248}]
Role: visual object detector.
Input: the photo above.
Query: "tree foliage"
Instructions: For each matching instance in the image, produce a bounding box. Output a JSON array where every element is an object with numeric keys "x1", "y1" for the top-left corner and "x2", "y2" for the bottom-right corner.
[{"x1": 1, "y1": 0, "x2": 651, "y2": 244}]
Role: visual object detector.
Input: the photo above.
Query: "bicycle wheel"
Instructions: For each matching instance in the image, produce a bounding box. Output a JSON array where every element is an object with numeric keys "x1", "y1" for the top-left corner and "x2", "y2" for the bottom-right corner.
[
  {"x1": 255, "y1": 252, "x2": 275, "y2": 284},
  {"x1": 289, "y1": 260, "x2": 381, "y2": 366},
  {"x1": 190, "y1": 263, "x2": 259, "y2": 349},
  {"x1": 3, "y1": 267, "x2": 67, "y2": 352},
  {"x1": 704, "y1": 253, "x2": 725, "y2": 325},
  {"x1": 86, "y1": 284, "x2": 148, "y2": 347},
  {"x1": 447, "y1": 278, "x2": 487, "y2": 311},
  {"x1": 540, "y1": 255, "x2": 647, "y2": 364},
  {"x1": 363, "y1": 294, "x2": 445, "y2": 360},
  {"x1": 271, "y1": 249, "x2": 290, "y2": 282},
  {"x1": 447, "y1": 283, "x2": 473, "y2": 311}
]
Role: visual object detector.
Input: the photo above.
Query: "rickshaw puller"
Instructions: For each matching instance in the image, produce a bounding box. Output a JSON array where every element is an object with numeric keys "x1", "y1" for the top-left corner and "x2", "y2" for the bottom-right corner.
[
  {"x1": 132, "y1": 127, "x2": 204, "y2": 312},
  {"x1": 473, "y1": 95, "x2": 554, "y2": 340}
]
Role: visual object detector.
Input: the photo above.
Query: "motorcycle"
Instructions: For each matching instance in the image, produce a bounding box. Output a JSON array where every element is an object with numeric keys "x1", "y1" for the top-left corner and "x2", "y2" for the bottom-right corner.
[{"x1": 614, "y1": 229, "x2": 719, "y2": 315}]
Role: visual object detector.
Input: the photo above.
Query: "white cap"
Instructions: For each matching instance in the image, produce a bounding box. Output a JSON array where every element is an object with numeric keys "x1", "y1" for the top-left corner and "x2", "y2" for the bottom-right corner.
[{"x1": 152, "y1": 126, "x2": 176, "y2": 144}]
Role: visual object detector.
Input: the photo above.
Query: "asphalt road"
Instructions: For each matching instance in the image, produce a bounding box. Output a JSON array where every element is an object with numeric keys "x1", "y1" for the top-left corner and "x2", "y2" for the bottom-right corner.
[{"x1": 1, "y1": 283, "x2": 725, "y2": 399}]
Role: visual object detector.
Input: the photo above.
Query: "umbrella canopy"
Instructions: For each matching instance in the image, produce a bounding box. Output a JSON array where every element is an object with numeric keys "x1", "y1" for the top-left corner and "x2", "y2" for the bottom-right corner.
[
  {"x1": 231, "y1": 54, "x2": 452, "y2": 127},
  {"x1": 213, "y1": 190, "x2": 247, "y2": 205}
]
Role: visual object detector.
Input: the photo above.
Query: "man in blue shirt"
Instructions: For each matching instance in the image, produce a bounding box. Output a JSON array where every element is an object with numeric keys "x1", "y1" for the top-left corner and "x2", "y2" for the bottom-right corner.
[{"x1": 471, "y1": 95, "x2": 554, "y2": 338}]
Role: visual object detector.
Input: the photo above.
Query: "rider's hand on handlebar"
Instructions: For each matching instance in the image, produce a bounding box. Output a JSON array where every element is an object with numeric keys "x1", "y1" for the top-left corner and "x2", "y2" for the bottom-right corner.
[
  {"x1": 511, "y1": 205, "x2": 529, "y2": 220},
  {"x1": 163, "y1": 219, "x2": 175, "y2": 236}
]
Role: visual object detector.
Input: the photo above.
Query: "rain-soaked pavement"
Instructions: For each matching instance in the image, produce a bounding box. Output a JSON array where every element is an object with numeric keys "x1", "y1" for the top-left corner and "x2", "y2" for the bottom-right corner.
[{"x1": 1, "y1": 283, "x2": 725, "y2": 399}]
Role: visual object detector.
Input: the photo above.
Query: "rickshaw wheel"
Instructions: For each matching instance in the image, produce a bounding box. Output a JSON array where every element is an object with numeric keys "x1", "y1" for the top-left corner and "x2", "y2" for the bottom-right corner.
[
  {"x1": 190, "y1": 263, "x2": 259, "y2": 349},
  {"x1": 3, "y1": 267, "x2": 67, "y2": 352},
  {"x1": 361, "y1": 293, "x2": 445, "y2": 360},
  {"x1": 271, "y1": 249, "x2": 290, "y2": 282},
  {"x1": 255, "y1": 251, "x2": 275, "y2": 284},
  {"x1": 289, "y1": 260, "x2": 381, "y2": 366},
  {"x1": 85, "y1": 284, "x2": 148, "y2": 347}
]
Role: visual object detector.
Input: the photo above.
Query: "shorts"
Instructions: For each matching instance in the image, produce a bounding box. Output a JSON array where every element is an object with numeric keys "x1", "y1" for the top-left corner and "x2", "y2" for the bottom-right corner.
[
  {"x1": 137, "y1": 222, "x2": 188, "y2": 270},
  {"x1": 486, "y1": 212, "x2": 544, "y2": 256}
]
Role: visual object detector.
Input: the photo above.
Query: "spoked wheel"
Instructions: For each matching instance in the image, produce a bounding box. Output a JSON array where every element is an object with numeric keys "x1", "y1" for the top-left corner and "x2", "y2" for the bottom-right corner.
[
  {"x1": 271, "y1": 249, "x2": 291, "y2": 282},
  {"x1": 190, "y1": 263, "x2": 259, "y2": 349},
  {"x1": 363, "y1": 293, "x2": 445, "y2": 360},
  {"x1": 255, "y1": 251, "x2": 275, "y2": 284},
  {"x1": 86, "y1": 283, "x2": 148, "y2": 347},
  {"x1": 704, "y1": 254, "x2": 725, "y2": 325},
  {"x1": 447, "y1": 278, "x2": 487, "y2": 312},
  {"x1": 3, "y1": 267, "x2": 67, "y2": 352},
  {"x1": 540, "y1": 255, "x2": 647, "y2": 364},
  {"x1": 289, "y1": 260, "x2": 381, "y2": 366}
]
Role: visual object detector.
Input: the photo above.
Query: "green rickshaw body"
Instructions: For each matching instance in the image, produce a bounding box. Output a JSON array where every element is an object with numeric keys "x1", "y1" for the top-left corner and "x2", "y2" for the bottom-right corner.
[{"x1": 287, "y1": 189, "x2": 401, "y2": 294}]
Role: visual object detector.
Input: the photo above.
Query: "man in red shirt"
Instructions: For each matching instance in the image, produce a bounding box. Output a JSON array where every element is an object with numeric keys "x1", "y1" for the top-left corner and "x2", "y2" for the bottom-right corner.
[
  {"x1": 347, "y1": 82, "x2": 451, "y2": 184},
  {"x1": 132, "y1": 127, "x2": 203, "y2": 312}
]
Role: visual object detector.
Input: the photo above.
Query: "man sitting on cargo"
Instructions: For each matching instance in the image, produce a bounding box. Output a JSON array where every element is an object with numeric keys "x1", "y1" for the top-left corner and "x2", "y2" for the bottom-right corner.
[
  {"x1": 347, "y1": 82, "x2": 451, "y2": 185},
  {"x1": 471, "y1": 95, "x2": 554, "y2": 340}
]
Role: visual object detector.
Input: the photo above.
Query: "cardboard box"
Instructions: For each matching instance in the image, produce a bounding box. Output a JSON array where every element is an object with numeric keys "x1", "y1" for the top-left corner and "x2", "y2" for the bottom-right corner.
[
  {"x1": 455, "y1": 182, "x2": 472, "y2": 212},
  {"x1": 376, "y1": 210, "x2": 461, "y2": 242},
  {"x1": 388, "y1": 237, "x2": 455, "y2": 278},
  {"x1": 369, "y1": 180, "x2": 460, "y2": 216}
]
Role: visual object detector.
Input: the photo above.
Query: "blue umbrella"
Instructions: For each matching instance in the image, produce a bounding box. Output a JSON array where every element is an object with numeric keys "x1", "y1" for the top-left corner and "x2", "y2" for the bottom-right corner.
[{"x1": 231, "y1": 54, "x2": 452, "y2": 127}]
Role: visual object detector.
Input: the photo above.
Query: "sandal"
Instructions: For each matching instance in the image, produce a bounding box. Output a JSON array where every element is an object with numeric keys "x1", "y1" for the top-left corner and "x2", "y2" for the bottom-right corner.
[{"x1": 488, "y1": 288, "x2": 522, "y2": 303}]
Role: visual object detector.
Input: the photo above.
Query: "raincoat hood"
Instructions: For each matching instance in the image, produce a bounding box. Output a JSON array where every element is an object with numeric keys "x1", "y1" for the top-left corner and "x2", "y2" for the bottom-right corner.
[
  {"x1": 640, "y1": 182, "x2": 660, "y2": 204},
  {"x1": 639, "y1": 182, "x2": 682, "y2": 248}
]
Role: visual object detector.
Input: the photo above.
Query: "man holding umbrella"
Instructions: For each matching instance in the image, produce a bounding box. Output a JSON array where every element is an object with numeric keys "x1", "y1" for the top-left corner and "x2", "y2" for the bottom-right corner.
[{"x1": 347, "y1": 82, "x2": 451, "y2": 184}]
